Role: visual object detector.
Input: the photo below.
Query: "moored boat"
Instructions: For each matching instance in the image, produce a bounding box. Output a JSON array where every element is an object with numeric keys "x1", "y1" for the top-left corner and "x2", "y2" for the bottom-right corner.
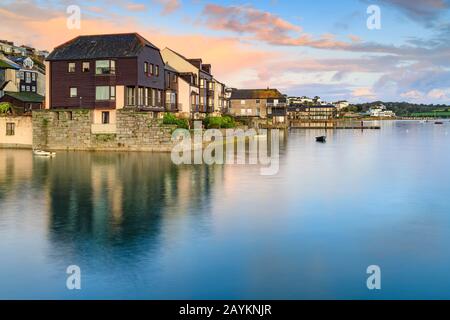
[
  {"x1": 316, "y1": 136, "x2": 326, "y2": 143},
  {"x1": 33, "y1": 150, "x2": 56, "y2": 157},
  {"x1": 435, "y1": 121, "x2": 444, "y2": 125}
]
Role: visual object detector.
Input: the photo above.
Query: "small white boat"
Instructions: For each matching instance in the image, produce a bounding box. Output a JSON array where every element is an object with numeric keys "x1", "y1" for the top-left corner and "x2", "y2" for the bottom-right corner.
[{"x1": 33, "y1": 150, "x2": 56, "y2": 157}]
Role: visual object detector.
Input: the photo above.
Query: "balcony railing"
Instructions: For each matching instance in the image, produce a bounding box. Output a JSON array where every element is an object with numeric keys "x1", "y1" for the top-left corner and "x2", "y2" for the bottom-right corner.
[
  {"x1": 165, "y1": 103, "x2": 178, "y2": 111},
  {"x1": 267, "y1": 102, "x2": 287, "y2": 107}
]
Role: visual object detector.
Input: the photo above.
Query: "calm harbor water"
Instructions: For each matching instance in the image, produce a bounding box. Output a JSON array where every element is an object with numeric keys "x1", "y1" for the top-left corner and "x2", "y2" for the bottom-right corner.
[{"x1": 1, "y1": 120, "x2": 450, "y2": 299}]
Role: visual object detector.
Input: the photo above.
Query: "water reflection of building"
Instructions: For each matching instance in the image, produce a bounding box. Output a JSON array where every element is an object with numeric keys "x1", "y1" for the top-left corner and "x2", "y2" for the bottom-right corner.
[
  {"x1": 0, "y1": 149, "x2": 33, "y2": 201},
  {"x1": 44, "y1": 151, "x2": 220, "y2": 265}
]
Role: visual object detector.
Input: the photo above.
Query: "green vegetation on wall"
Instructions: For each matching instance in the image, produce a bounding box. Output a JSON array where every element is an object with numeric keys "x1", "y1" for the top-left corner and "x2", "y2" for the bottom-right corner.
[
  {"x1": 203, "y1": 116, "x2": 236, "y2": 129},
  {"x1": 162, "y1": 113, "x2": 189, "y2": 129},
  {"x1": 0, "y1": 102, "x2": 12, "y2": 114}
]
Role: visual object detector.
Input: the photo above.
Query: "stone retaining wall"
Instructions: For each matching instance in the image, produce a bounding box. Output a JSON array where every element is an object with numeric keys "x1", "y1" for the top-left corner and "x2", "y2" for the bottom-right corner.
[{"x1": 32, "y1": 109, "x2": 177, "y2": 152}]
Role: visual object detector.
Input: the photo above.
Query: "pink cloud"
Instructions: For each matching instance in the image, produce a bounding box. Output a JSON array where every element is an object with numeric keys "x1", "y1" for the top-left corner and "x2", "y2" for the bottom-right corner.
[
  {"x1": 201, "y1": 4, "x2": 351, "y2": 49},
  {"x1": 352, "y1": 88, "x2": 376, "y2": 98},
  {"x1": 155, "y1": 0, "x2": 181, "y2": 15},
  {"x1": 126, "y1": 3, "x2": 147, "y2": 11}
]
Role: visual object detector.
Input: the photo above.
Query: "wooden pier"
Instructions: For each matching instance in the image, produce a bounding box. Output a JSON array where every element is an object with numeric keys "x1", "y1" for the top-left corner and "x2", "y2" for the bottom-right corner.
[{"x1": 289, "y1": 120, "x2": 380, "y2": 129}]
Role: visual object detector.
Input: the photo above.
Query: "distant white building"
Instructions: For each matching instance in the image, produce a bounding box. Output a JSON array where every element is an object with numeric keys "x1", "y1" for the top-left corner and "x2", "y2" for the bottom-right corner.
[
  {"x1": 369, "y1": 104, "x2": 396, "y2": 117},
  {"x1": 334, "y1": 100, "x2": 350, "y2": 110},
  {"x1": 288, "y1": 96, "x2": 315, "y2": 105}
]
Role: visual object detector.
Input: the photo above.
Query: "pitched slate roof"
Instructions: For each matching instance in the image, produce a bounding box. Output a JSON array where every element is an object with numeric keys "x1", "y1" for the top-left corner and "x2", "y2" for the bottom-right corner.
[
  {"x1": 46, "y1": 33, "x2": 159, "y2": 61},
  {"x1": 165, "y1": 48, "x2": 212, "y2": 75},
  {"x1": 4, "y1": 91, "x2": 44, "y2": 102},
  {"x1": 230, "y1": 89, "x2": 284, "y2": 100}
]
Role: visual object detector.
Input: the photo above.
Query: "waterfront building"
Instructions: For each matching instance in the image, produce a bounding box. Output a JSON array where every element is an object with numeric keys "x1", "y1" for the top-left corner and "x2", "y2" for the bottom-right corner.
[
  {"x1": 287, "y1": 105, "x2": 337, "y2": 121},
  {"x1": 369, "y1": 104, "x2": 396, "y2": 117},
  {"x1": 0, "y1": 57, "x2": 19, "y2": 98},
  {"x1": 0, "y1": 92, "x2": 44, "y2": 113},
  {"x1": 213, "y1": 79, "x2": 227, "y2": 115},
  {"x1": 164, "y1": 64, "x2": 179, "y2": 113},
  {"x1": 0, "y1": 55, "x2": 45, "y2": 96},
  {"x1": 161, "y1": 47, "x2": 223, "y2": 118},
  {"x1": 229, "y1": 88, "x2": 287, "y2": 123},
  {"x1": 334, "y1": 100, "x2": 350, "y2": 111},
  {"x1": 45, "y1": 33, "x2": 167, "y2": 132}
]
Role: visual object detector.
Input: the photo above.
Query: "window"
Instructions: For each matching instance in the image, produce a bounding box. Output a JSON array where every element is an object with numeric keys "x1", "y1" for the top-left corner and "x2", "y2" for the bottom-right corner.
[
  {"x1": 166, "y1": 73, "x2": 170, "y2": 85},
  {"x1": 145, "y1": 88, "x2": 149, "y2": 106},
  {"x1": 144, "y1": 62, "x2": 148, "y2": 74},
  {"x1": 95, "y1": 60, "x2": 115, "y2": 75},
  {"x1": 200, "y1": 79, "x2": 205, "y2": 88},
  {"x1": 21, "y1": 85, "x2": 25, "y2": 91},
  {"x1": 157, "y1": 90, "x2": 162, "y2": 104},
  {"x1": 32, "y1": 86, "x2": 36, "y2": 92},
  {"x1": 25, "y1": 72, "x2": 31, "y2": 83},
  {"x1": 149, "y1": 64, "x2": 154, "y2": 76},
  {"x1": 82, "y1": 62, "x2": 90, "y2": 72},
  {"x1": 101, "y1": 111, "x2": 110, "y2": 124},
  {"x1": 138, "y1": 87, "x2": 144, "y2": 105},
  {"x1": 6, "y1": 123, "x2": 15, "y2": 136},
  {"x1": 241, "y1": 100, "x2": 246, "y2": 105},
  {"x1": 256, "y1": 99, "x2": 260, "y2": 104},
  {"x1": 31, "y1": 72, "x2": 36, "y2": 81},
  {"x1": 126, "y1": 87, "x2": 135, "y2": 105},
  {"x1": 95, "y1": 86, "x2": 115, "y2": 100},
  {"x1": 151, "y1": 89, "x2": 156, "y2": 106},
  {"x1": 26, "y1": 86, "x2": 30, "y2": 92},
  {"x1": 68, "y1": 62, "x2": 76, "y2": 73},
  {"x1": 155, "y1": 65, "x2": 159, "y2": 77},
  {"x1": 18, "y1": 72, "x2": 24, "y2": 80},
  {"x1": 70, "y1": 87, "x2": 77, "y2": 97}
]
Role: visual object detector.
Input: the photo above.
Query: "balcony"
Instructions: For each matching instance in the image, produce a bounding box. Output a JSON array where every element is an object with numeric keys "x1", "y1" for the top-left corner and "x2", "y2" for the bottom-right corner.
[
  {"x1": 267, "y1": 102, "x2": 287, "y2": 107},
  {"x1": 138, "y1": 105, "x2": 165, "y2": 112},
  {"x1": 165, "y1": 103, "x2": 178, "y2": 112}
]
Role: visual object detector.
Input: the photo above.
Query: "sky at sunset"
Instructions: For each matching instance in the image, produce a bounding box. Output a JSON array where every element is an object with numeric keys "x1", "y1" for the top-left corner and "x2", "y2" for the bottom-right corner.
[{"x1": 1, "y1": 0, "x2": 450, "y2": 103}]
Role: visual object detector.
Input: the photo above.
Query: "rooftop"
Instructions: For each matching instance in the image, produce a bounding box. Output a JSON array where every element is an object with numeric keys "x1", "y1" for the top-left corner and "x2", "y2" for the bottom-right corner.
[
  {"x1": 165, "y1": 47, "x2": 212, "y2": 75},
  {"x1": 46, "y1": 33, "x2": 159, "y2": 61},
  {"x1": 0, "y1": 59, "x2": 19, "y2": 69},
  {"x1": 230, "y1": 89, "x2": 285, "y2": 100},
  {"x1": 4, "y1": 91, "x2": 44, "y2": 103}
]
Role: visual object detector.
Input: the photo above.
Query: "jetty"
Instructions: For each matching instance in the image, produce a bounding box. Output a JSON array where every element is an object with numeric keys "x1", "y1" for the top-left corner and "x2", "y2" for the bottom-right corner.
[{"x1": 289, "y1": 120, "x2": 380, "y2": 130}]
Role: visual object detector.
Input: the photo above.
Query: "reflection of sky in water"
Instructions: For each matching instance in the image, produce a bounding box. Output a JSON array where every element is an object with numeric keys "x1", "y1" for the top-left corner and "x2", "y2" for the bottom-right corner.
[{"x1": 0, "y1": 121, "x2": 450, "y2": 299}]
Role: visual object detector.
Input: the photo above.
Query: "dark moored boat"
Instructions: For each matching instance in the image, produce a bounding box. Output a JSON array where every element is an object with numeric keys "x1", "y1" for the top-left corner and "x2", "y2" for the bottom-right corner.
[
  {"x1": 316, "y1": 136, "x2": 326, "y2": 143},
  {"x1": 435, "y1": 121, "x2": 444, "y2": 125}
]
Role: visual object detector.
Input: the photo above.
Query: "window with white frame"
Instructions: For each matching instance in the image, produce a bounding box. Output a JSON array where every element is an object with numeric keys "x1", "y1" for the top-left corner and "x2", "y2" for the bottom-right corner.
[
  {"x1": 70, "y1": 87, "x2": 77, "y2": 97},
  {"x1": 95, "y1": 86, "x2": 115, "y2": 100}
]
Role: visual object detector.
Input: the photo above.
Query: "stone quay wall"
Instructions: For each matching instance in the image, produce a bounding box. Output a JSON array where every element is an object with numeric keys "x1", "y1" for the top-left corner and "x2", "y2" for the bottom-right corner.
[{"x1": 32, "y1": 109, "x2": 177, "y2": 152}]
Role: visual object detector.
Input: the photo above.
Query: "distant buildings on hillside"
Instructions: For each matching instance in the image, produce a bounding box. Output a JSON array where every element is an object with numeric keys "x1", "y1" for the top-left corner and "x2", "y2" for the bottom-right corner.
[
  {"x1": 368, "y1": 104, "x2": 396, "y2": 117},
  {"x1": 0, "y1": 46, "x2": 46, "y2": 113},
  {"x1": 0, "y1": 40, "x2": 49, "y2": 61}
]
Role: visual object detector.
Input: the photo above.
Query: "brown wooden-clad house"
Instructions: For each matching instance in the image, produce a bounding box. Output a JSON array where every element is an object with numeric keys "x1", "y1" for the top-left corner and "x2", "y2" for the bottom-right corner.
[{"x1": 45, "y1": 33, "x2": 167, "y2": 128}]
